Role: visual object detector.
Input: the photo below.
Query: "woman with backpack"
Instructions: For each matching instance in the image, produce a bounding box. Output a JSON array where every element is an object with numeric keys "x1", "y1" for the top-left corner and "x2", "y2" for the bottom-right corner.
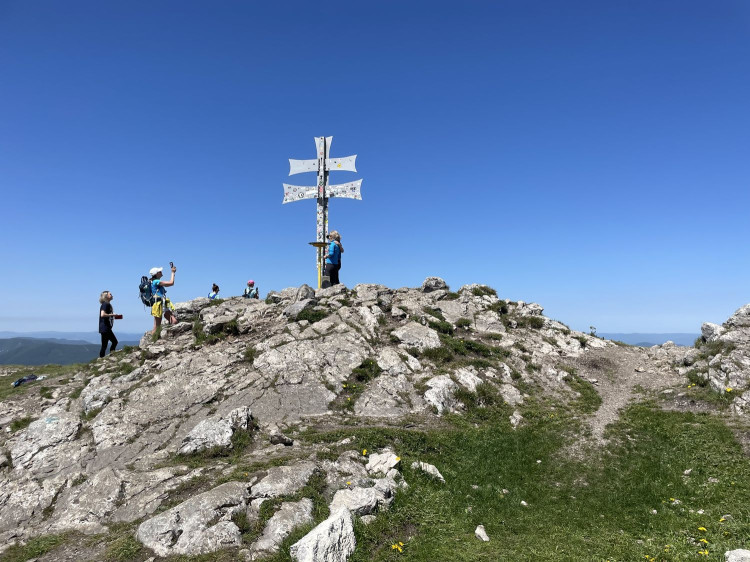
[
  {"x1": 99, "y1": 290, "x2": 119, "y2": 357},
  {"x1": 149, "y1": 264, "x2": 178, "y2": 334}
]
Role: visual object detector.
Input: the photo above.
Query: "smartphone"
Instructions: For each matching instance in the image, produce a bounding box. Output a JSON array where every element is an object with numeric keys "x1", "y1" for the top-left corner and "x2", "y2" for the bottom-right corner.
[
  {"x1": 114, "y1": 314, "x2": 123, "y2": 320},
  {"x1": 169, "y1": 261, "x2": 174, "y2": 268}
]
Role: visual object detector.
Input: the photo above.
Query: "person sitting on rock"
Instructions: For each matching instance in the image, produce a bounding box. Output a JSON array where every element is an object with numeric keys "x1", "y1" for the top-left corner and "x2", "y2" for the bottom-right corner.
[
  {"x1": 208, "y1": 283, "x2": 220, "y2": 299},
  {"x1": 243, "y1": 280, "x2": 259, "y2": 299}
]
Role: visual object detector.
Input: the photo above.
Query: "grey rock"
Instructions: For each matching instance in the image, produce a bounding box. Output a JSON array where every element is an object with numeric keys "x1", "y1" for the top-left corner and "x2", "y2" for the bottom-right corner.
[
  {"x1": 10, "y1": 409, "x2": 81, "y2": 475},
  {"x1": 289, "y1": 508, "x2": 355, "y2": 562},
  {"x1": 329, "y1": 486, "x2": 382, "y2": 516},
  {"x1": 725, "y1": 305, "x2": 750, "y2": 329},
  {"x1": 283, "y1": 299, "x2": 315, "y2": 320},
  {"x1": 499, "y1": 384, "x2": 523, "y2": 406},
  {"x1": 136, "y1": 481, "x2": 250, "y2": 557},
  {"x1": 391, "y1": 322, "x2": 441, "y2": 351},
  {"x1": 281, "y1": 284, "x2": 316, "y2": 303},
  {"x1": 475, "y1": 524, "x2": 490, "y2": 542},
  {"x1": 178, "y1": 407, "x2": 252, "y2": 455},
  {"x1": 249, "y1": 499, "x2": 313, "y2": 559},
  {"x1": 252, "y1": 462, "x2": 317, "y2": 498},
  {"x1": 354, "y1": 374, "x2": 421, "y2": 418},
  {"x1": 365, "y1": 449, "x2": 400, "y2": 476},
  {"x1": 421, "y1": 277, "x2": 448, "y2": 293},
  {"x1": 455, "y1": 367, "x2": 483, "y2": 392},
  {"x1": 423, "y1": 375, "x2": 459, "y2": 414},
  {"x1": 410, "y1": 461, "x2": 445, "y2": 483},
  {"x1": 726, "y1": 550, "x2": 750, "y2": 562},
  {"x1": 269, "y1": 429, "x2": 294, "y2": 446},
  {"x1": 509, "y1": 410, "x2": 523, "y2": 428},
  {"x1": 702, "y1": 322, "x2": 726, "y2": 342}
]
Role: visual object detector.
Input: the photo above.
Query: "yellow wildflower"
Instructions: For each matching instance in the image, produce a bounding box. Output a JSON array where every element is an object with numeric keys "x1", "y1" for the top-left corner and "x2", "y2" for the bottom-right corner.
[
  {"x1": 362, "y1": 449, "x2": 367, "y2": 456},
  {"x1": 698, "y1": 550, "x2": 708, "y2": 556},
  {"x1": 346, "y1": 481, "x2": 351, "y2": 486},
  {"x1": 699, "y1": 538, "x2": 709, "y2": 544},
  {"x1": 698, "y1": 526, "x2": 707, "y2": 532},
  {"x1": 399, "y1": 542, "x2": 404, "y2": 546},
  {"x1": 396, "y1": 456, "x2": 401, "y2": 461},
  {"x1": 719, "y1": 518, "x2": 726, "y2": 522},
  {"x1": 726, "y1": 387, "x2": 732, "y2": 392}
]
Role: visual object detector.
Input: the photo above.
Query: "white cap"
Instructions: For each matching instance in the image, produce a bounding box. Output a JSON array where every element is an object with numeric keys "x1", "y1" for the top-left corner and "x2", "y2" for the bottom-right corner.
[{"x1": 149, "y1": 267, "x2": 163, "y2": 277}]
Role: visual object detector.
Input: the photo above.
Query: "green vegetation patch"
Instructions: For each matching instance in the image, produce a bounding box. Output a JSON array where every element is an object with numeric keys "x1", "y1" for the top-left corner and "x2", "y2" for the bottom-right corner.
[
  {"x1": 295, "y1": 308, "x2": 330, "y2": 324},
  {"x1": 471, "y1": 285, "x2": 497, "y2": 297},
  {"x1": 560, "y1": 365, "x2": 602, "y2": 414},
  {"x1": 10, "y1": 416, "x2": 34, "y2": 432},
  {"x1": 330, "y1": 358, "x2": 384, "y2": 411},
  {"x1": 297, "y1": 399, "x2": 750, "y2": 562},
  {"x1": 514, "y1": 316, "x2": 546, "y2": 330},
  {"x1": 0, "y1": 534, "x2": 69, "y2": 562}
]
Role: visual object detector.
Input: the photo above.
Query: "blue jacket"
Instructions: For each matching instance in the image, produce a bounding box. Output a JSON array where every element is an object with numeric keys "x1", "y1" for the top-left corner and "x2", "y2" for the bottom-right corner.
[{"x1": 325, "y1": 241, "x2": 340, "y2": 265}]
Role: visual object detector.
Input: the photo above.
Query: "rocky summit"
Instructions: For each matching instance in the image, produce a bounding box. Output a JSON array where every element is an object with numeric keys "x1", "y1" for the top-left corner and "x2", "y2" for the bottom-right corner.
[{"x1": 1, "y1": 277, "x2": 750, "y2": 561}]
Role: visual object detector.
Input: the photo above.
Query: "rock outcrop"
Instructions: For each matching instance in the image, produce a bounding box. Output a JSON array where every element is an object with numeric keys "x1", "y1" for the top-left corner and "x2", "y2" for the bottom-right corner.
[{"x1": 13, "y1": 276, "x2": 746, "y2": 559}]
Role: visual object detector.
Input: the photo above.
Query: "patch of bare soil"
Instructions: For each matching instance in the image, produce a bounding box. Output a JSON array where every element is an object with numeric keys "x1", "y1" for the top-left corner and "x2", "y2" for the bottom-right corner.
[{"x1": 563, "y1": 344, "x2": 683, "y2": 449}]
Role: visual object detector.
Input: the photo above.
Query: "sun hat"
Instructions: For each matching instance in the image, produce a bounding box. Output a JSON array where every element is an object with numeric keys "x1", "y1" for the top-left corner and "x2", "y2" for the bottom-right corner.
[
  {"x1": 247, "y1": 280, "x2": 254, "y2": 285},
  {"x1": 149, "y1": 267, "x2": 163, "y2": 277}
]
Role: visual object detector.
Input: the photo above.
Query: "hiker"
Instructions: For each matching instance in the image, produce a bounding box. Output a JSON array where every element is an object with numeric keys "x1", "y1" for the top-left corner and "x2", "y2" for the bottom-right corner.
[
  {"x1": 333, "y1": 231, "x2": 344, "y2": 280},
  {"x1": 324, "y1": 230, "x2": 341, "y2": 285},
  {"x1": 149, "y1": 264, "x2": 177, "y2": 333},
  {"x1": 243, "y1": 280, "x2": 259, "y2": 299},
  {"x1": 99, "y1": 290, "x2": 119, "y2": 357},
  {"x1": 208, "y1": 283, "x2": 220, "y2": 299}
]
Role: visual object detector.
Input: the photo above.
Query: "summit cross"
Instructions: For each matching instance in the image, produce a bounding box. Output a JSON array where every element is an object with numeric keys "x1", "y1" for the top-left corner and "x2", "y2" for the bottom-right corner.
[{"x1": 283, "y1": 136, "x2": 362, "y2": 287}]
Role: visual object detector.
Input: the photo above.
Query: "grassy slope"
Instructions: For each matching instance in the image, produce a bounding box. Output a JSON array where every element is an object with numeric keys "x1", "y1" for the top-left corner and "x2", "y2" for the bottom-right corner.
[{"x1": 2, "y1": 353, "x2": 750, "y2": 561}]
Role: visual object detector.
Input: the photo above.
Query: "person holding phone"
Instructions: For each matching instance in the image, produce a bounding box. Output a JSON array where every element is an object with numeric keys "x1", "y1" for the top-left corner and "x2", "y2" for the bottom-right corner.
[
  {"x1": 149, "y1": 263, "x2": 178, "y2": 334},
  {"x1": 98, "y1": 290, "x2": 119, "y2": 357}
]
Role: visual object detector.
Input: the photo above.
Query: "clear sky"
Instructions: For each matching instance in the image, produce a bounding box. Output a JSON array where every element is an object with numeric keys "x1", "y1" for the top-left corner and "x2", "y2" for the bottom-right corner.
[{"x1": 1, "y1": 0, "x2": 749, "y2": 335}]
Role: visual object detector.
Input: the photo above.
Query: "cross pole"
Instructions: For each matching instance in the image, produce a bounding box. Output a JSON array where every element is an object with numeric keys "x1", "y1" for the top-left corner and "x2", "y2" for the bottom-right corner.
[{"x1": 283, "y1": 136, "x2": 362, "y2": 288}]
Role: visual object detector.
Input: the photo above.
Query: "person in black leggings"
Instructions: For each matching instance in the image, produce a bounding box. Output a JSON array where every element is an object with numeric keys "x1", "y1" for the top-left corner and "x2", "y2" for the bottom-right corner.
[{"x1": 99, "y1": 290, "x2": 118, "y2": 357}]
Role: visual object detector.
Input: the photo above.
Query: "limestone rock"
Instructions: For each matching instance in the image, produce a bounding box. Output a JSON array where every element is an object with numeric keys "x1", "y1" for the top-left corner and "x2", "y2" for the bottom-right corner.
[
  {"x1": 725, "y1": 305, "x2": 750, "y2": 329},
  {"x1": 283, "y1": 299, "x2": 315, "y2": 320},
  {"x1": 365, "y1": 449, "x2": 400, "y2": 476},
  {"x1": 411, "y1": 461, "x2": 445, "y2": 483},
  {"x1": 10, "y1": 410, "x2": 81, "y2": 476},
  {"x1": 702, "y1": 322, "x2": 726, "y2": 342},
  {"x1": 423, "y1": 375, "x2": 459, "y2": 414},
  {"x1": 475, "y1": 524, "x2": 490, "y2": 542},
  {"x1": 249, "y1": 499, "x2": 313, "y2": 559},
  {"x1": 726, "y1": 550, "x2": 750, "y2": 562},
  {"x1": 391, "y1": 322, "x2": 441, "y2": 351},
  {"x1": 289, "y1": 508, "x2": 355, "y2": 562},
  {"x1": 455, "y1": 367, "x2": 483, "y2": 392},
  {"x1": 252, "y1": 462, "x2": 317, "y2": 499},
  {"x1": 421, "y1": 277, "x2": 448, "y2": 293},
  {"x1": 329, "y1": 486, "x2": 382, "y2": 516},
  {"x1": 178, "y1": 407, "x2": 252, "y2": 455},
  {"x1": 136, "y1": 481, "x2": 250, "y2": 557}
]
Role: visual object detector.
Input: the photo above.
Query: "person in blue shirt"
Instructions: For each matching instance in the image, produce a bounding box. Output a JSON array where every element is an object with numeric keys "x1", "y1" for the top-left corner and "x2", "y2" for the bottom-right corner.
[
  {"x1": 324, "y1": 230, "x2": 341, "y2": 285},
  {"x1": 149, "y1": 264, "x2": 177, "y2": 334},
  {"x1": 208, "y1": 284, "x2": 220, "y2": 299}
]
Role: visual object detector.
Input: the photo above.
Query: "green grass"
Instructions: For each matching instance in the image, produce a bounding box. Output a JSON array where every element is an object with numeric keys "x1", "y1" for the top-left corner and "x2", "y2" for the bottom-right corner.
[
  {"x1": 515, "y1": 316, "x2": 546, "y2": 330},
  {"x1": 471, "y1": 286, "x2": 497, "y2": 297},
  {"x1": 295, "y1": 308, "x2": 330, "y2": 324},
  {"x1": 0, "y1": 534, "x2": 69, "y2": 562},
  {"x1": 560, "y1": 366, "x2": 602, "y2": 414},
  {"x1": 330, "y1": 358, "x2": 384, "y2": 411},
  {"x1": 10, "y1": 416, "x2": 33, "y2": 432},
  {"x1": 295, "y1": 399, "x2": 750, "y2": 562}
]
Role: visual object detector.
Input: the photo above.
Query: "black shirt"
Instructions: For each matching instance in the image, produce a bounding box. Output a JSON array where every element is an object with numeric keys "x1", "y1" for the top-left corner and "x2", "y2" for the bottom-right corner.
[{"x1": 99, "y1": 303, "x2": 114, "y2": 333}]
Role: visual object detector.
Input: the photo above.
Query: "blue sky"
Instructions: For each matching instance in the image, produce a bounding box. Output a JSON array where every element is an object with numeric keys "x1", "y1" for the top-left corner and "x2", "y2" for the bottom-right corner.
[{"x1": 1, "y1": 0, "x2": 749, "y2": 335}]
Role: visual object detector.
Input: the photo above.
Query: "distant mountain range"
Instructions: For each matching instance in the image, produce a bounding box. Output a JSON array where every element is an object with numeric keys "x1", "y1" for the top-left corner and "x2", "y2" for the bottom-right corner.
[
  {"x1": 0, "y1": 333, "x2": 142, "y2": 365},
  {"x1": 598, "y1": 333, "x2": 699, "y2": 347}
]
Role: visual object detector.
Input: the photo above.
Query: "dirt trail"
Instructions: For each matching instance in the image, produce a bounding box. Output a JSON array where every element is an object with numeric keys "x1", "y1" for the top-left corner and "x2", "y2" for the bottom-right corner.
[{"x1": 568, "y1": 344, "x2": 683, "y2": 444}]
